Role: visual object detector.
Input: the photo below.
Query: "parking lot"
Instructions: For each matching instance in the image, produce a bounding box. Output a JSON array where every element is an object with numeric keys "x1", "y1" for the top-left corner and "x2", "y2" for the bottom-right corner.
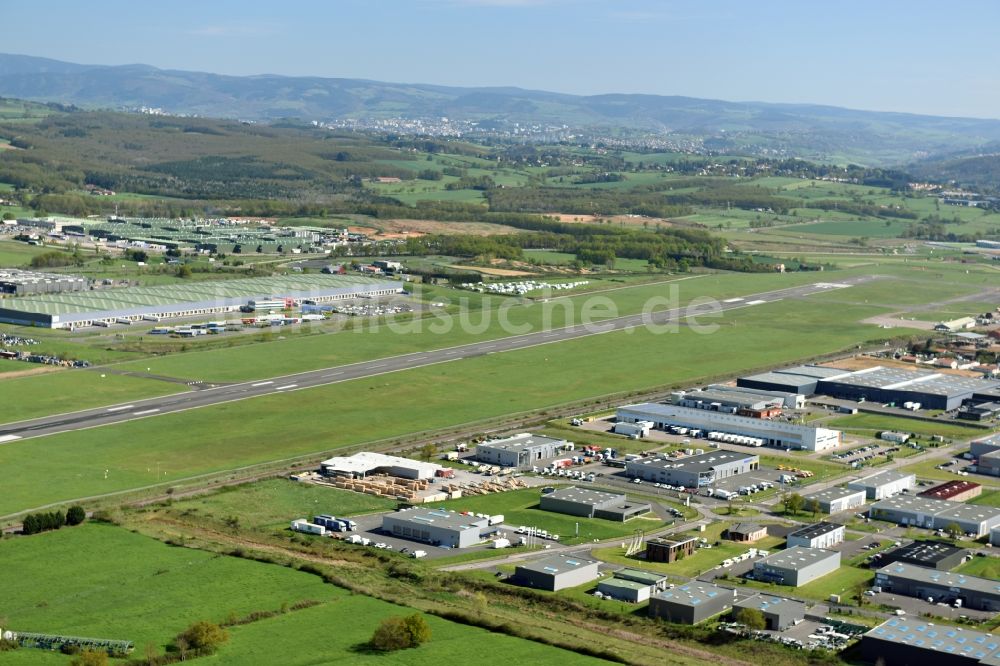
[{"x1": 867, "y1": 591, "x2": 997, "y2": 622}]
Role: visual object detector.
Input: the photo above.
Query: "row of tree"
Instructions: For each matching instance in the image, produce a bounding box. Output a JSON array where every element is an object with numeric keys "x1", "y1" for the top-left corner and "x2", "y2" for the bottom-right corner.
[{"x1": 21, "y1": 505, "x2": 85, "y2": 535}]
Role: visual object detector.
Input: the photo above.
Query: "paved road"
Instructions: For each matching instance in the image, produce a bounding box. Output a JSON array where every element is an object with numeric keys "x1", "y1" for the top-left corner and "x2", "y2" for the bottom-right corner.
[{"x1": 0, "y1": 277, "x2": 876, "y2": 443}]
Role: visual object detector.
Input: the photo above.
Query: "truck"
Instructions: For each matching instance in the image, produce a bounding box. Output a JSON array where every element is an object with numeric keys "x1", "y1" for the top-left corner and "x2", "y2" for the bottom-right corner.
[
  {"x1": 314, "y1": 515, "x2": 356, "y2": 532},
  {"x1": 488, "y1": 514, "x2": 505, "y2": 526},
  {"x1": 291, "y1": 519, "x2": 326, "y2": 536},
  {"x1": 712, "y1": 488, "x2": 733, "y2": 500}
]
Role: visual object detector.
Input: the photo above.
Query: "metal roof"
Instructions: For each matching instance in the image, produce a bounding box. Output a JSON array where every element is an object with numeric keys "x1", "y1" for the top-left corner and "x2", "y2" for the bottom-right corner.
[
  {"x1": 849, "y1": 470, "x2": 915, "y2": 490},
  {"x1": 477, "y1": 433, "x2": 567, "y2": 453},
  {"x1": 865, "y1": 618, "x2": 1000, "y2": 662},
  {"x1": 787, "y1": 522, "x2": 844, "y2": 541},
  {"x1": 653, "y1": 582, "x2": 734, "y2": 607},
  {"x1": 386, "y1": 508, "x2": 488, "y2": 532},
  {"x1": 734, "y1": 594, "x2": 805, "y2": 614},
  {"x1": 805, "y1": 486, "x2": 866, "y2": 503},
  {"x1": 628, "y1": 449, "x2": 756, "y2": 474},
  {"x1": 819, "y1": 365, "x2": 1000, "y2": 398},
  {"x1": 876, "y1": 562, "x2": 1000, "y2": 598},
  {"x1": 517, "y1": 555, "x2": 598, "y2": 576},
  {"x1": 544, "y1": 486, "x2": 625, "y2": 506},
  {"x1": 756, "y1": 546, "x2": 840, "y2": 571}
]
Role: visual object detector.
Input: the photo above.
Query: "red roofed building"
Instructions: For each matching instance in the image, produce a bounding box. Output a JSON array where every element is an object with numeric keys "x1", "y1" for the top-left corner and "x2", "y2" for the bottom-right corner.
[{"x1": 918, "y1": 480, "x2": 982, "y2": 502}]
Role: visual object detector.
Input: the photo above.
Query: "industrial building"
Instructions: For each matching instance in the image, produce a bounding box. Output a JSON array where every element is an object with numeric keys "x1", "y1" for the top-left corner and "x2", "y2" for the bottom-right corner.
[
  {"x1": 645, "y1": 536, "x2": 698, "y2": 563},
  {"x1": 869, "y1": 496, "x2": 1000, "y2": 537},
  {"x1": 597, "y1": 569, "x2": 669, "y2": 603},
  {"x1": 726, "y1": 523, "x2": 768, "y2": 543},
  {"x1": 382, "y1": 509, "x2": 491, "y2": 549},
  {"x1": 737, "y1": 365, "x2": 848, "y2": 396},
  {"x1": 514, "y1": 555, "x2": 600, "y2": 592},
  {"x1": 979, "y1": 450, "x2": 1000, "y2": 477},
  {"x1": 616, "y1": 402, "x2": 841, "y2": 451},
  {"x1": 848, "y1": 470, "x2": 916, "y2": 500},
  {"x1": 319, "y1": 452, "x2": 442, "y2": 480},
  {"x1": 612, "y1": 420, "x2": 652, "y2": 438},
  {"x1": 804, "y1": 486, "x2": 867, "y2": 514},
  {"x1": 732, "y1": 594, "x2": 806, "y2": 631},
  {"x1": 539, "y1": 487, "x2": 650, "y2": 521},
  {"x1": 970, "y1": 435, "x2": 1000, "y2": 459},
  {"x1": 752, "y1": 547, "x2": 841, "y2": 587},
  {"x1": 739, "y1": 364, "x2": 1000, "y2": 411},
  {"x1": 874, "y1": 563, "x2": 1000, "y2": 611},
  {"x1": 0, "y1": 269, "x2": 88, "y2": 296},
  {"x1": 671, "y1": 387, "x2": 785, "y2": 418},
  {"x1": 862, "y1": 618, "x2": 1000, "y2": 666},
  {"x1": 971, "y1": 436, "x2": 1000, "y2": 478},
  {"x1": 878, "y1": 541, "x2": 967, "y2": 571},
  {"x1": 475, "y1": 433, "x2": 569, "y2": 468},
  {"x1": 0, "y1": 274, "x2": 404, "y2": 328},
  {"x1": 919, "y1": 480, "x2": 983, "y2": 503},
  {"x1": 992, "y1": 527, "x2": 1000, "y2": 547},
  {"x1": 786, "y1": 522, "x2": 845, "y2": 549},
  {"x1": 701, "y1": 383, "x2": 806, "y2": 409},
  {"x1": 625, "y1": 450, "x2": 759, "y2": 488},
  {"x1": 647, "y1": 582, "x2": 736, "y2": 624}
]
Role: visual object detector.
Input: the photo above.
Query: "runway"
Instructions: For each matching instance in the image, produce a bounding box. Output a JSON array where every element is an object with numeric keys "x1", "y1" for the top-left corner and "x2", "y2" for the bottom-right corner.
[{"x1": 0, "y1": 277, "x2": 874, "y2": 442}]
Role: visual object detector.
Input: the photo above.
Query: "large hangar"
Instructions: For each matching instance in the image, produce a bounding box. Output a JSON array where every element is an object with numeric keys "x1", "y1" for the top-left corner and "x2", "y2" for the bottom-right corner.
[{"x1": 0, "y1": 274, "x2": 404, "y2": 328}]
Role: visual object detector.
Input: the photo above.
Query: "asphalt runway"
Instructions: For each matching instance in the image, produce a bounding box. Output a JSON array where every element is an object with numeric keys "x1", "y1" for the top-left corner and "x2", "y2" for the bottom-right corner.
[{"x1": 0, "y1": 277, "x2": 875, "y2": 443}]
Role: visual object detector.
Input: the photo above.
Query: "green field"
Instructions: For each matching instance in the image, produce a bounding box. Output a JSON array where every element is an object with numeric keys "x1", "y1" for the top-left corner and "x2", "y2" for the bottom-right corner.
[
  {"x1": 159, "y1": 478, "x2": 398, "y2": 530},
  {"x1": 0, "y1": 240, "x2": 74, "y2": 266},
  {"x1": 592, "y1": 521, "x2": 785, "y2": 578},
  {"x1": 953, "y1": 554, "x2": 1000, "y2": 578},
  {"x1": 970, "y1": 489, "x2": 1000, "y2": 507},
  {"x1": 825, "y1": 413, "x2": 989, "y2": 440},
  {"x1": 740, "y1": 564, "x2": 874, "y2": 603},
  {"x1": 0, "y1": 523, "x2": 607, "y2": 665},
  {"x1": 427, "y1": 486, "x2": 665, "y2": 545}
]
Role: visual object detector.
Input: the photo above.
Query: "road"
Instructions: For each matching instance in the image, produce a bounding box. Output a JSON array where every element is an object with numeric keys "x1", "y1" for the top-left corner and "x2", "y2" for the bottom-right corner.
[{"x1": 0, "y1": 277, "x2": 875, "y2": 443}]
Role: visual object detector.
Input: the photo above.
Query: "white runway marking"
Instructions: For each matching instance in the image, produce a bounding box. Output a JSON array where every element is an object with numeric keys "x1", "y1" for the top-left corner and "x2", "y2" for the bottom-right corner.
[{"x1": 132, "y1": 409, "x2": 160, "y2": 416}]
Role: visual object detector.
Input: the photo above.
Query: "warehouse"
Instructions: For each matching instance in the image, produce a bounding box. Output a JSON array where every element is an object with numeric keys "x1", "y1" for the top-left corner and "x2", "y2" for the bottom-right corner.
[
  {"x1": 786, "y1": 522, "x2": 845, "y2": 549},
  {"x1": 0, "y1": 274, "x2": 404, "y2": 328},
  {"x1": 597, "y1": 569, "x2": 668, "y2": 603},
  {"x1": 752, "y1": 547, "x2": 841, "y2": 587},
  {"x1": 539, "y1": 486, "x2": 650, "y2": 521},
  {"x1": 849, "y1": 470, "x2": 916, "y2": 500},
  {"x1": 878, "y1": 541, "x2": 967, "y2": 571},
  {"x1": 612, "y1": 420, "x2": 652, "y2": 438},
  {"x1": 919, "y1": 480, "x2": 982, "y2": 503},
  {"x1": 978, "y1": 449, "x2": 1000, "y2": 477},
  {"x1": 319, "y1": 452, "x2": 442, "y2": 480},
  {"x1": 672, "y1": 387, "x2": 785, "y2": 416},
  {"x1": 868, "y1": 495, "x2": 1000, "y2": 537},
  {"x1": 732, "y1": 594, "x2": 806, "y2": 631},
  {"x1": 737, "y1": 365, "x2": 848, "y2": 396},
  {"x1": 616, "y1": 403, "x2": 841, "y2": 451},
  {"x1": 382, "y1": 508, "x2": 491, "y2": 549},
  {"x1": 726, "y1": 523, "x2": 768, "y2": 543},
  {"x1": 647, "y1": 582, "x2": 736, "y2": 624},
  {"x1": 0, "y1": 269, "x2": 88, "y2": 296},
  {"x1": 475, "y1": 433, "x2": 569, "y2": 468},
  {"x1": 970, "y1": 434, "x2": 1000, "y2": 459},
  {"x1": 813, "y1": 366, "x2": 1000, "y2": 412},
  {"x1": 992, "y1": 527, "x2": 1000, "y2": 547},
  {"x1": 625, "y1": 450, "x2": 759, "y2": 488},
  {"x1": 702, "y1": 384, "x2": 806, "y2": 409},
  {"x1": 804, "y1": 486, "x2": 867, "y2": 514},
  {"x1": 645, "y1": 536, "x2": 698, "y2": 563},
  {"x1": 862, "y1": 618, "x2": 1000, "y2": 666},
  {"x1": 874, "y1": 563, "x2": 1000, "y2": 611},
  {"x1": 514, "y1": 555, "x2": 600, "y2": 592}
]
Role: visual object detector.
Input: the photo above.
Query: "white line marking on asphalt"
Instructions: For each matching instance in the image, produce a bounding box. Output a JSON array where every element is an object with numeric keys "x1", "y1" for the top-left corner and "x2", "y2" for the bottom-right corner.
[
  {"x1": 275, "y1": 384, "x2": 298, "y2": 391},
  {"x1": 0, "y1": 434, "x2": 21, "y2": 443},
  {"x1": 106, "y1": 405, "x2": 134, "y2": 412},
  {"x1": 132, "y1": 409, "x2": 160, "y2": 416},
  {"x1": 251, "y1": 381, "x2": 273, "y2": 387}
]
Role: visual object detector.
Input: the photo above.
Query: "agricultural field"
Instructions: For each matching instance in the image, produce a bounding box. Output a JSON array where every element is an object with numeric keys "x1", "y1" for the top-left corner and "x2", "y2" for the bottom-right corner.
[
  {"x1": 591, "y1": 520, "x2": 785, "y2": 578},
  {"x1": 426, "y1": 486, "x2": 666, "y2": 545},
  {"x1": 0, "y1": 522, "x2": 608, "y2": 665}
]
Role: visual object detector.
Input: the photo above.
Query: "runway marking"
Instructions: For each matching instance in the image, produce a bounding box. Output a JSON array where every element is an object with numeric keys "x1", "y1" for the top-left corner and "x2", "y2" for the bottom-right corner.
[
  {"x1": 106, "y1": 405, "x2": 134, "y2": 412},
  {"x1": 0, "y1": 434, "x2": 21, "y2": 443},
  {"x1": 132, "y1": 409, "x2": 160, "y2": 416},
  {"x1": 251, "y1": 381, "x2": 273, "y2": 387},
  {"x1": 723, "y1": 297, "x2": 744, "y2": 303},
  {"x1": 275, "y1": 384, "x2": 298, "y2": 391},
  {"x1": 745, "y1": 299, "x2": 767, "y2": 305}
]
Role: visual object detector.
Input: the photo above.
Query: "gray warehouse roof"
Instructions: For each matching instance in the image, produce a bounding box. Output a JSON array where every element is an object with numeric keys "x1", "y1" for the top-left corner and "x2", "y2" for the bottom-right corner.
[
  {"x1": 821, "y1": 365, "x2": 998, "y2": 398},
  {"x1": 478, "y1": 433, "x2": 566, "y2": 452},
  {"x1": 631, "y1": 450, "x2": 757, "y2": 474},
  {"x1": 877, "y1": 562, "x2": 1000, "y2": 597},
  {"x1": 757, "y1": 546, "x2": 839, "y2": 571},
  {"x1": 517, "y1": 555, "x2": 598, "y2": 576},
  {"x1": 653, "y1": 582, "x2": 735, "y2": 608},
  {"x1": 850, "y1": 470, "x2": 915, "y2": 489},
  {"x1": 871, "y1": 495, "x2": 1000, "y2": 524},
  {"x1": 865, "y1": 618, "x2": 1000, "y2": 662},
  {"x1": 805, "y1": 486, "x2": 866, "y2": 503},
  {"x1": 787, "y1": 522, "x2": 843, "y2": 541},
  {"x1": 734, "y1": 594, "x2": 806, "y2": 614},
  {"x1": 388, "y1": 508, "x2": 487, "y2": 531},
  {"x1": 544, "y1": 486, "x2": 625, "y2": 506}
]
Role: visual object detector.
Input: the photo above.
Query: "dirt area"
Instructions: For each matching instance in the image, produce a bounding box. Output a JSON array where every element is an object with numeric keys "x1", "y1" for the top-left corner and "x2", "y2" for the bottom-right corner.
[
  {"x1": 352, "y1": 219, "x2": 520, "y2": 238},
  {"x1": 819, "y1": 355, "x2": 985, "y2": 377},
  {"x1": 547, "y1": 213, "x2": 671, "y2": 227},
  {"x1": 860, "y1": 314, "x2": 936, "y2": 331},
  {"x1": 447, "y1": 265, "x2": 535, "y2": 277},
  {"x1": 0, "y1": 364, "x2": 65, "y2": 379}
]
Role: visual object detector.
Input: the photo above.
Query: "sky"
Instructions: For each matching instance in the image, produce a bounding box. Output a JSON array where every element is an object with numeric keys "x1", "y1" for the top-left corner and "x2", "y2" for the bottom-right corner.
[{"x1": 4, "y1": 0, "x2": 1000, "y2": 118}]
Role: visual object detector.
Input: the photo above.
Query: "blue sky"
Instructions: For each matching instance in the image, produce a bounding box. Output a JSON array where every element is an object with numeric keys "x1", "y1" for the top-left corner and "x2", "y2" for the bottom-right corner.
[{"x1": 5, "y1": 0, "x2": 1000, "y2": 118}]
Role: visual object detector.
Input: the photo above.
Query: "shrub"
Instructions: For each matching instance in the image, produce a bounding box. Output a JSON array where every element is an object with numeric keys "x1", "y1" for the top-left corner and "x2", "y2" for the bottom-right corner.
[
  {"x1": 66, "y1": 505, "x2": 86, "y2": 526},
  {"x1": 70, "y1": 649, "x2": 108, "y2": 666},
  {"x1": 370, "y1": 613, "x2": 431, "y2": 651},
  {"x1": 174, "y1": 620, "x2": 228, "y2": 654}
]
